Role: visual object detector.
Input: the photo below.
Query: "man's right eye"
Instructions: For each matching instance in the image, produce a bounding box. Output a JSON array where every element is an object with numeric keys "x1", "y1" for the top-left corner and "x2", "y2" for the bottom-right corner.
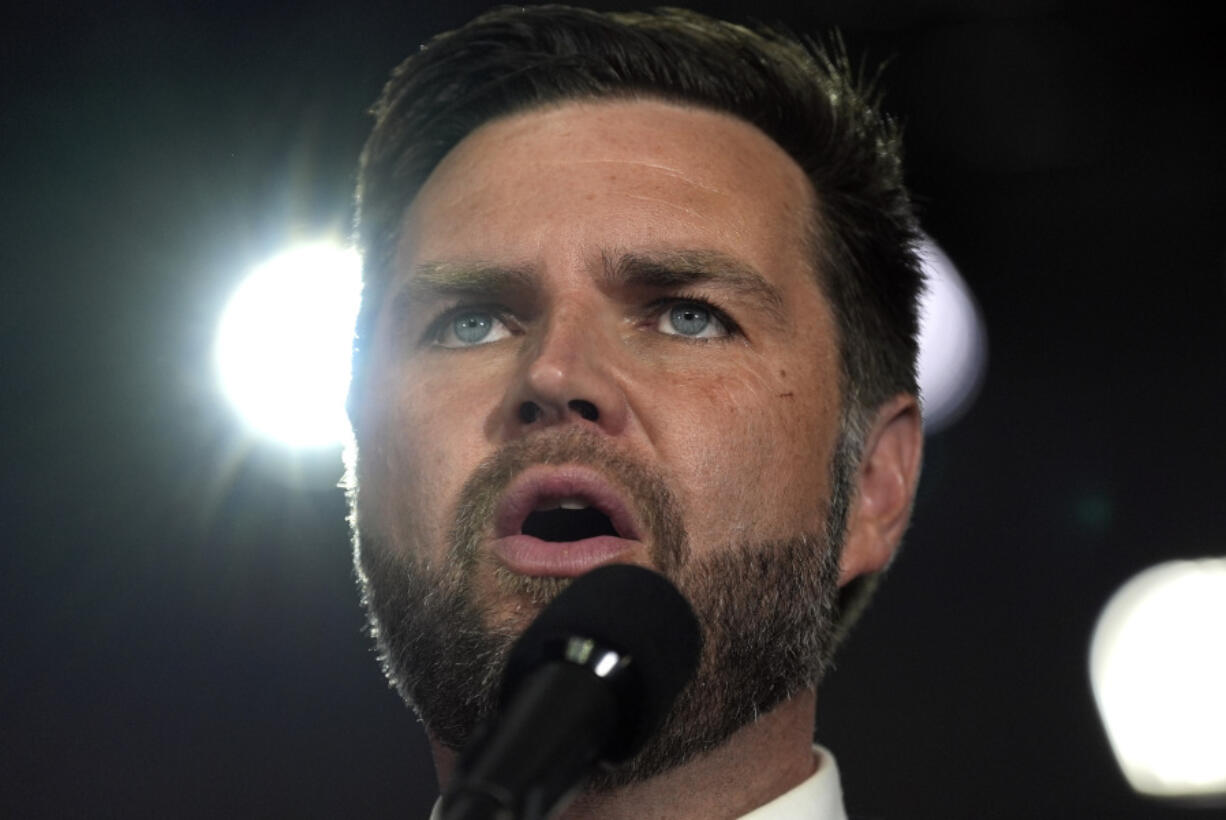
[{"x1": 432, "y1": 309, "x2": 515, "y2": 348}]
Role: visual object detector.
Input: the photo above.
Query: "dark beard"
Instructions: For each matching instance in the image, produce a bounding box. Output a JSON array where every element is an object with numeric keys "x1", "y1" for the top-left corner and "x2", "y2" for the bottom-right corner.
[{"x1": 353, "y1": 428, "x2": 850, "y2": 790}]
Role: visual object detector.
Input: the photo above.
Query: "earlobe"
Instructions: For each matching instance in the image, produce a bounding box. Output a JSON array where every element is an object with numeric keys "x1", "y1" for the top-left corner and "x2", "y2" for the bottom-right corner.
[{"x1": 837, "y1": 394, "x2": 924, "y2": 587}]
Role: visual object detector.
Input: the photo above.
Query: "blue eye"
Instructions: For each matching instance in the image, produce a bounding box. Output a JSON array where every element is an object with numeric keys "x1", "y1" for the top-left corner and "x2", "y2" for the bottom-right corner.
[
  {"x1": 434, "y1": 310, "x2": 513, "y2": 348},
  {"x1": 656, "y1": 301, "x2": 730, "y2": 339},
  {"x1": 454, "y1": 313, "x2": 492, "y2": 342},
  {"x1": 670, "y1": 304, "x2": 710, "y2": 335}
]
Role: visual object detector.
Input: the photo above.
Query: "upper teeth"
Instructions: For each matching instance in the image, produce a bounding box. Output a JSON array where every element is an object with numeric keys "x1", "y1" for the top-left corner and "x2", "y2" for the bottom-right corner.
[{"x1": 538, "y1": 497, "x2": 590, "y2": 511}]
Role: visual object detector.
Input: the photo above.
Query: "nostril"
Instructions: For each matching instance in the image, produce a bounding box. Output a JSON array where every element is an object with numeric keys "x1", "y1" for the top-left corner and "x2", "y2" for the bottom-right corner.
[
  {"x1": 569, "y1": 399, "x2": 598, "y2": 421},
  {"x1": 518, "y1": 402, "x2": 541, "y2": 424}
]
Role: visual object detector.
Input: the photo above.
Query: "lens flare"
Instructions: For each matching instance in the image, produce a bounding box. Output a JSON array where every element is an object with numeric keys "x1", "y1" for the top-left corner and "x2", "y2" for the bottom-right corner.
[{"x1": 215, "y1": 242, "x2": 361, "y2": 447}]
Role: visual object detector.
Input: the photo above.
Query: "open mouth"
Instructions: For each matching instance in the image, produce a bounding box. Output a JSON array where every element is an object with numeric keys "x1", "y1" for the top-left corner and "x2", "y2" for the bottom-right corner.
[
  {"x1": 494, "y1": 466, "x2": 641, "y2": 545},
  {"x1": 491, "y1": 466, "x2": 645, "y2": 576},
  {"x1": 521, "y1": 498, "x2": 620, "y2": 542}
]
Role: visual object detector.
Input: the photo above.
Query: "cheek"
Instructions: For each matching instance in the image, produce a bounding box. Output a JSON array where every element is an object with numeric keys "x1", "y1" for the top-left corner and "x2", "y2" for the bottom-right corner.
[
  {"x1": 647, "y1": 363, "x2": 838, "y2": 542},
  {"x1": 356, "y1": 365, "x2": 491, "y2": 562}
]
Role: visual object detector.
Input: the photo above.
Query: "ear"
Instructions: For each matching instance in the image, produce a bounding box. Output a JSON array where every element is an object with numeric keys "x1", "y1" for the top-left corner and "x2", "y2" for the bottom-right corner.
[{"x1": 838, "y1": 394, "x2": 924, "y2": 587}]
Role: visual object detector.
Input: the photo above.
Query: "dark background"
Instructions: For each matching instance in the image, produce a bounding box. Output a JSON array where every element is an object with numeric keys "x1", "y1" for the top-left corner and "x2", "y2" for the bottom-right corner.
[{"x1": 4, "y1": 1, "x2": 1224, "y2": 817}]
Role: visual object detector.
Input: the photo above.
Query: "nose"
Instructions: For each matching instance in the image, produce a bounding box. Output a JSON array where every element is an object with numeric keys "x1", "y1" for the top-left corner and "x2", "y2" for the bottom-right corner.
[{"x1": 499, "y1": 306, "x2": 630, "y2": 438}]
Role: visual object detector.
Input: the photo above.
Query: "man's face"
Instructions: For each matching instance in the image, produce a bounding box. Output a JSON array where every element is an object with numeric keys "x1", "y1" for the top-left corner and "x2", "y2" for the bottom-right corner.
[{"x1": 352, "y1": 100, "x2": 850, "y2": 773}]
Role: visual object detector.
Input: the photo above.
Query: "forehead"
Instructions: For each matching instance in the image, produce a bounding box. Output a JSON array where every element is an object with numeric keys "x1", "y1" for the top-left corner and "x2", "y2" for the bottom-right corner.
[{"x1": 398, "y1": 99, "x2": 818, "y2": 278}]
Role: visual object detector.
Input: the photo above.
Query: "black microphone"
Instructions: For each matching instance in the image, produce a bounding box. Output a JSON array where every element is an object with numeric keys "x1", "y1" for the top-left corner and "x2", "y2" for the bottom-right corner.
[{"x1": 440, "y1": 564, "x2": 702, "y2": 820}]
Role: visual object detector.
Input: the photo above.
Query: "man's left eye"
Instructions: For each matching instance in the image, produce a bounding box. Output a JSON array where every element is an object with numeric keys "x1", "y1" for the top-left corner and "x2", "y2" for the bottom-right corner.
[
  {"x1": 656, "y1": 301, "x2": 730, "y2": 339},
  {"x1": 433, "y1": 310, "x2": 514, "y2": 348}
]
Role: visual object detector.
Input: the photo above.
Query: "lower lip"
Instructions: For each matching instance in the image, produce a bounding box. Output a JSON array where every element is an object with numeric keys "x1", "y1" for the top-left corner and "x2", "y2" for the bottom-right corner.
[{"x1": 491, "y1": 534, "x2": 644, "y2": 577}]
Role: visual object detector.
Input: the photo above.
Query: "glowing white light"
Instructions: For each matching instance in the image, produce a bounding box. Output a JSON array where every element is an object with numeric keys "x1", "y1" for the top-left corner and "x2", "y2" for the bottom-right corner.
[
  {"x1": 916, "y1": 239, "x2": 987, "y2": 433},
  {"x1": 1090, "y1": 558, "x2": 1226, "y2": 800},
  {"x1": 593, "y1": 650, "x2": 622, "y2": 678},
  {"x1": 215, "y1": 242, "x2": 362, "y2": 447}
]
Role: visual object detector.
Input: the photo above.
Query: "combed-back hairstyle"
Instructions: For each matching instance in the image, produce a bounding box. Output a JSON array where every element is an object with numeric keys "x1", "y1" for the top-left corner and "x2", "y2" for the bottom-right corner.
[{"x1": 352, "y1": 4, "x2": 924, "y2": 638}]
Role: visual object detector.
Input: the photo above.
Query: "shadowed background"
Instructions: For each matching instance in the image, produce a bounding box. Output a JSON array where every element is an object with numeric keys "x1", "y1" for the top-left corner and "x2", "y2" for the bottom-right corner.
[{"x1": 3, "y1": 1, "x2": 1224, "y2": 817}]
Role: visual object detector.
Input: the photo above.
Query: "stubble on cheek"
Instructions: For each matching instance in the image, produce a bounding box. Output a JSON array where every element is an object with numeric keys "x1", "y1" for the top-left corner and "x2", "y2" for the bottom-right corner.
[{"x1": 359, "y1": 375, "x2": 478, "y2": 575}]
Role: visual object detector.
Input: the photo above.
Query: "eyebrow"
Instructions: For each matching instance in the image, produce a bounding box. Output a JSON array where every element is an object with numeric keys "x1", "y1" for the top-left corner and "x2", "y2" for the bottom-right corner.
[
  {"x1": 605, "y1": 249, "x2": 787, "y2": 323},
  {"x1": 392, "y1": 249, "x2": 788, "y2": 322},
  {"x1": 393, "y1": 261, "x2": 538, "y2": 307}
]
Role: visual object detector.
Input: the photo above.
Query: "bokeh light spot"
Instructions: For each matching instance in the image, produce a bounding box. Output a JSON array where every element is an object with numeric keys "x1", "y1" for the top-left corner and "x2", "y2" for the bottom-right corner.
[
  {"x1": 917, "y1": 238, "x2": 988, "y2": 433},
  {"x1": 215, "y1": 242, "x2": 361, "y2": 448},
  {"x1": 1090, "y1": 558, "x2": 1226, "y2": 802}
]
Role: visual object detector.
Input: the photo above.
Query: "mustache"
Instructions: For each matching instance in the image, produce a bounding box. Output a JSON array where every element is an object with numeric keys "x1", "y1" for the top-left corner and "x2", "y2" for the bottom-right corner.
[{"x1": 447, "y1": 428, "x2": 689, "y2": 577}]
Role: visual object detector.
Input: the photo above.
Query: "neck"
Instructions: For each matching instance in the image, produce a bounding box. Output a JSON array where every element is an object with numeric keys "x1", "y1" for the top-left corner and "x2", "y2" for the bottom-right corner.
[{"x1": 431, "y1": 690, "x2": 818, "y2": 820}]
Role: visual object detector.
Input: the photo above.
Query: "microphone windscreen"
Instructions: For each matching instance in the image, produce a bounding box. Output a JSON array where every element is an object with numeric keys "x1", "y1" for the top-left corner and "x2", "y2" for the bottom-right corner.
[{"x1": 499, "y1": 564, "x2": 702, "y2": 762}]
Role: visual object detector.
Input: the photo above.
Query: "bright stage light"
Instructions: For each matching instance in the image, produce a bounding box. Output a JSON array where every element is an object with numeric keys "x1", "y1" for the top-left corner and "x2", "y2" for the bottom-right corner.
[
  {"x1": 917, "y1": 239, "x2": 987, "y2": 433},
  {"x1": 1090, "y1": 558, "x2": 1226, "y2": 802},
  {"x1": 215, "y1": 242, "x2": 361, "y2": 447}
]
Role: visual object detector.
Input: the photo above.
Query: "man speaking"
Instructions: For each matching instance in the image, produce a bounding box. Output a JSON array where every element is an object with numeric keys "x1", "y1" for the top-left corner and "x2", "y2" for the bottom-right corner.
[{"x1": 344, "y1": 5, "x2": 925, "y2": 817}]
